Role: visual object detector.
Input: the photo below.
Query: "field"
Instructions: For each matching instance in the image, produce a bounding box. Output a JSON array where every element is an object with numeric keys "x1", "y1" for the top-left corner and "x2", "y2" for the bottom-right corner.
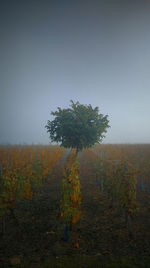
[{"x1": 0, "y1": 144, "x2": 150, "y2": 267}]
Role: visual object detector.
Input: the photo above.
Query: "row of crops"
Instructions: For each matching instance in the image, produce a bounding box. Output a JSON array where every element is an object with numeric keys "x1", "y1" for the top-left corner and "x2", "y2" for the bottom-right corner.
[
  {"x1": 60, "y1": 151, "x2": 81, "y2": 242},
  {"x1": 79, "y1": 144, "x2": 150, "y2": 235},
  {"x1": 1, "y1": 144, "x2": 150, "y2": 239},
  {"x1": 59, "y1": 144, "x2": 150, "y2": 240},
  {"x1": 91, "y1": 144, "x2": 150, "y2": 196},
  {"x1": 0, "y1": 145, "x2": 64, "y2": 234}
]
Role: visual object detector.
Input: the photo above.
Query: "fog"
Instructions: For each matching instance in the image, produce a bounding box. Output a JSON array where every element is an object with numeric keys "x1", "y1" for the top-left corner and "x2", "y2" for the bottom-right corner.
[{"x1": 1, "y1": 0, "x2": 150, "y2": 145}]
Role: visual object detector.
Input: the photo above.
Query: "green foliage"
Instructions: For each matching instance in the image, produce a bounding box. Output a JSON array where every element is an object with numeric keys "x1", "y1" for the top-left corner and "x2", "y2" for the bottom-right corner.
[{"x1": 45, "y1": 100, "x2": 110, "y2": 152}]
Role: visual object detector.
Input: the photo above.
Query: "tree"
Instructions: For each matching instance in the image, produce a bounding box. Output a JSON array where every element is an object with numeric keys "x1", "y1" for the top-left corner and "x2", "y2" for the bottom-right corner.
[{"x1": 45, "y1": 100, "x2": 110, "y2": 154}]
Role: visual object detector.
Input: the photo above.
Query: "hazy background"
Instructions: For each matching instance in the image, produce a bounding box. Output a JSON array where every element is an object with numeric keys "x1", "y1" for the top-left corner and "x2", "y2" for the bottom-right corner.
[{"x1": 1, "y1": 0, "x2": 150, "y2": 145}]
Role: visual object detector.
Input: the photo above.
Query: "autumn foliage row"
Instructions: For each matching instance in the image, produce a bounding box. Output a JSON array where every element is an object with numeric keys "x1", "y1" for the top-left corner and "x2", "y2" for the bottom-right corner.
[
  {"x1": 0, "y1": 146, "x2": 64, "y2": 219},
  {"x1": 81, "y1": 145, "x2": 150, "y2": 224},
  {"x1": 60, "y1": 150, "x2": 82, "y2": 227}
]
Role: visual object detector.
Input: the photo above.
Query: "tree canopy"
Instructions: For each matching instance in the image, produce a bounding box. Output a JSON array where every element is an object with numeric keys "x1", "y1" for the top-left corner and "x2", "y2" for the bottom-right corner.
[{"x1": 45, "y1": 100, "x2": 110, "y2": 153}]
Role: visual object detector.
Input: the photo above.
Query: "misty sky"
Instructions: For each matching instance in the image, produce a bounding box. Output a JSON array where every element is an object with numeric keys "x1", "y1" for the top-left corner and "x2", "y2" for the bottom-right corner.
[{"x1": 1, "y1": 0, "x2": 150, "y2": 144}]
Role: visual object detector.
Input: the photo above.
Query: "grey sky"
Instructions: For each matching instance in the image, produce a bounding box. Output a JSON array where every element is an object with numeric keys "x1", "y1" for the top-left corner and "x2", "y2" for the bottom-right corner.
[{"x1": 0, "y1": 0, "x2": 150, "y2": 144}]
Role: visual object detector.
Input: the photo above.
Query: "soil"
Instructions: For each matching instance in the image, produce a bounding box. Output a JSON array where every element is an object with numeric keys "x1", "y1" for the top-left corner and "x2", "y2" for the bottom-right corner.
[{"x1": 0, "y1": 150, "x2": 150, "y2": 267}]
